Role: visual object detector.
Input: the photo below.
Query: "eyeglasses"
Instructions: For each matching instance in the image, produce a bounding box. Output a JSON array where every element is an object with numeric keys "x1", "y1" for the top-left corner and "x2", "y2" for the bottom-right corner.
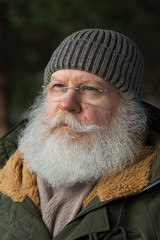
[{"x1": 45, "y1": 83, "x2": 116, "y2": 106}]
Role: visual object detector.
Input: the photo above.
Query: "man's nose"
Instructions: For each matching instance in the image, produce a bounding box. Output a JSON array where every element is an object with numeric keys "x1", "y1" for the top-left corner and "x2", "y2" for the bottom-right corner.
[{"x1": 59, "y1": 89, "x2": 81, "y2": 113}]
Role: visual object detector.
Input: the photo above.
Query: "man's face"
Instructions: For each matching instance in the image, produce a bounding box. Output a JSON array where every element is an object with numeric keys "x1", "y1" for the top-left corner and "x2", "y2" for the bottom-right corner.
[
  {"x1": 19, "y1": 69, "x2": 147, "y2": 188},
  {"x1": 45, "y1": 69, "x2": 121, "y2": 125}
]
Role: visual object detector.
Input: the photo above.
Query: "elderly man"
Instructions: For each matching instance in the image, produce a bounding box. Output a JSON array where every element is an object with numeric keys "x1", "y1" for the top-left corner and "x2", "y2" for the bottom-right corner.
[{"x1": 0, "y1": 29, "x2": 160, "y2": 240}]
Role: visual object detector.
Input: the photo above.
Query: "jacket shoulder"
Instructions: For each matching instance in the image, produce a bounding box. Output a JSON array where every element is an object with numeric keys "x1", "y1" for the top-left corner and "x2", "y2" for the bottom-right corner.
[{"x1": 0, "y1": 119, "x2": 27, "y2": 168}]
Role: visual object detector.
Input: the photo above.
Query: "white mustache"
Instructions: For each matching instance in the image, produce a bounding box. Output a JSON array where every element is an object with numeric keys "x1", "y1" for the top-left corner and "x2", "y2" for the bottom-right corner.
[{"x1": 46, "y1": 112, "x2": 99, "y2": 133}]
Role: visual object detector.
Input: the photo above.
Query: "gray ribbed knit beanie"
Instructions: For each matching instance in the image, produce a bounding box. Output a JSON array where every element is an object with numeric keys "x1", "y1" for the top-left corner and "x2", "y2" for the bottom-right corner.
[{"x1": 44, "y1": 29, "x2": 144, "y2": 100}]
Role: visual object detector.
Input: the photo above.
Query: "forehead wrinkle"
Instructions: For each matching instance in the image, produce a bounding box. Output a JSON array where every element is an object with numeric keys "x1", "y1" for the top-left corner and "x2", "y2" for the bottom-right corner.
[
  {"x1": 50, "y1": 71, "x2": 114, "y2": 89},
  {"x1": 50, "y1": 75, "x2": 99, "y2": 85}
]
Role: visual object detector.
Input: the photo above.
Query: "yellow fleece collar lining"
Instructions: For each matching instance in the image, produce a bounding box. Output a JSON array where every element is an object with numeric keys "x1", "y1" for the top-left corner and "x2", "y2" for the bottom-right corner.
[
  {"x1": 83, "y1": 145, "x2": 156, "y2": 208},
  {"x1": 0, "y1": 150, "x2": 40, "y2": 209}
]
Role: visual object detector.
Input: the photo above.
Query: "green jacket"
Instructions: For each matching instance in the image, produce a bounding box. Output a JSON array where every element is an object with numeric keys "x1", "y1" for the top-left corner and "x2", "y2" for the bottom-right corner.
[{"x1": 0, "y1": 102, "x2": 160, "y2": 240}]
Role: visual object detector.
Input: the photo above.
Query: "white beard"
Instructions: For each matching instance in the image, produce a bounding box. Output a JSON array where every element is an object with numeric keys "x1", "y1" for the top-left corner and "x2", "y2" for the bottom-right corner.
[{"x1": 18, "y1": 96, "x2": 147, "y2": 188}]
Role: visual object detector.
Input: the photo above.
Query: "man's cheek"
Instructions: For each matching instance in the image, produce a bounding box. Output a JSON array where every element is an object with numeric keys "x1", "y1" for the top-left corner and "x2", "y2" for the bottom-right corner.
[{"x1": 45, "y1": 100, "x2": 59, "y2": 120}]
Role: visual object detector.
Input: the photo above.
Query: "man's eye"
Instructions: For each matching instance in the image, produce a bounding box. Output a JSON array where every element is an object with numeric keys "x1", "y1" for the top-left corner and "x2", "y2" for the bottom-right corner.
[
  {"x1": 50, "y1": 84, "x2": 65, "y2": 90},
  {"x1": 84, "y1": 86, "x2": 99, "y2": 92},
  {"x1": 54, "y1": 84, "x2": 65, "y2": 88}
]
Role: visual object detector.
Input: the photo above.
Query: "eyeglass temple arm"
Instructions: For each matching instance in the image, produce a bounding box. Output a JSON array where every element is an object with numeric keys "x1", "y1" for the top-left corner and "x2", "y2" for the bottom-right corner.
[{"x1": 98, "y1": 89, "x2": 116, "y2": 93}]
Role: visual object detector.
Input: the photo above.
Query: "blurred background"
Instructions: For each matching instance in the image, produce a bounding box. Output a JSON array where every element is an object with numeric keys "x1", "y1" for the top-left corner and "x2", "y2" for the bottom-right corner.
[{"x1": 0, "y1": 0, "x2": 160, "y2": 137}]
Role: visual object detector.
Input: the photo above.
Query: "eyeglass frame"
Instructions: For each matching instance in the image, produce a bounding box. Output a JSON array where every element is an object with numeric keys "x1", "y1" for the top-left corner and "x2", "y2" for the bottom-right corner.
[
  {"x1": 42, "y1": 85, "x2": 116, "y2": 94},
  {"x1": 42, "y1": 82, "x2": 119, "y2": 107}
]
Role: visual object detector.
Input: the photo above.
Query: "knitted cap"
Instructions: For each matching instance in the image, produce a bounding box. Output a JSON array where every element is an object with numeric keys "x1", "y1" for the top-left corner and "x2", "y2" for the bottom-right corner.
[{"x1": 44, "y1": 29, "x2": 144, "y2": 100}]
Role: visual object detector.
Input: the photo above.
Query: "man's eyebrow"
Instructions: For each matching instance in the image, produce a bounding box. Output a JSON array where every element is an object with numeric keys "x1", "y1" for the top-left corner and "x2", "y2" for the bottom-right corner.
[
  {"x1": 81, "y1": 79, "x2": 102, "y2": 84},
  {"x1": 50, "y1": 77, "x2": 65, "y2": 82},
  {"x1": 80, "y1": 79, "x2": 105, "y2": 87}
]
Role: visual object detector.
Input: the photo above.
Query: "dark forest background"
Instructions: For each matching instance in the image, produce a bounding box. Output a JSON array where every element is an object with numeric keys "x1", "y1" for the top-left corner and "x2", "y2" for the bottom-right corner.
[{"x1": 0, "y1": 0, "x2": 160, "y2": 137}]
